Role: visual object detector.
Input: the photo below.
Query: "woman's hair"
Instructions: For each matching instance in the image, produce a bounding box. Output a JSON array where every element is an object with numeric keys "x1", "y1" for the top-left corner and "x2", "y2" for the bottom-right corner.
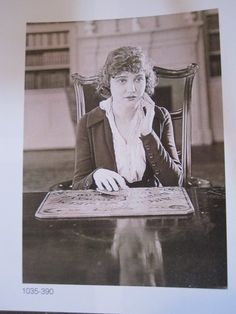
[{"x1": 97, "y1": 46, "x2": 158, "y2": 98}]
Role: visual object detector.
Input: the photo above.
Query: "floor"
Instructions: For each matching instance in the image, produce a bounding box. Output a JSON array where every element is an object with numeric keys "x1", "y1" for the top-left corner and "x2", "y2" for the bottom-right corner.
[{"x1": 23, "y1": 143, "x2": 225, "y2": 192}]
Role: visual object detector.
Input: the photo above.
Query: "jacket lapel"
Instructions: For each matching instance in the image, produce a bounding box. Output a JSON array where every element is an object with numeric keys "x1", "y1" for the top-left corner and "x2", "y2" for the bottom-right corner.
[
  {"x1": 103, "y1": 116, "x2": 117, "y2": 170},
  {"x1": 87, "y1": 107, "x2": 117, "y2": 171},
  {"x1": 153, "y1": 105, "x2": 165, "y2": 138}
]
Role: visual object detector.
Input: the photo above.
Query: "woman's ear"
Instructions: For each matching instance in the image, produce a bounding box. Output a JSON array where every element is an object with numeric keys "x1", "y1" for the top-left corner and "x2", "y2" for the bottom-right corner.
[
  {"x1": 144, "y1": 86, "x2": 152, "y2": 96},
  {"x1": 100, "y1": 86, "x2": 111, "y2": 99}
]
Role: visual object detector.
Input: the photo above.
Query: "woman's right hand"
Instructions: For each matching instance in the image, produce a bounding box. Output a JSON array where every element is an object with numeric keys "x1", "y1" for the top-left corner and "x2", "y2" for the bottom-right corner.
[
  {"x1": 93, "y1": 169, "x2": 128, "y2": 191},
  {"x1": 140, "y1": 92, "x2": 155, "y2": 136}
]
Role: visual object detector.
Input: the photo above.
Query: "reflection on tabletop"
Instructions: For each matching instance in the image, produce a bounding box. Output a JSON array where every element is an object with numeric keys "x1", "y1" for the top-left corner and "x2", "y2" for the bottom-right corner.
[
  {"x1": 23, "y1": 188, "x2": 227, "y2": 288},
  {"x1": 110, "y1": 218, "x2": 165, "y2": 286}
]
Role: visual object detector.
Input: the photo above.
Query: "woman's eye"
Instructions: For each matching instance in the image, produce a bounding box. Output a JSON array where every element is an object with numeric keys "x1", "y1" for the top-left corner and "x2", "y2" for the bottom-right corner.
[
  {"x1": 118, "y1": 78, "x2": 127, "y2": 83},
  {"x1": 135, "y1": 77, "x2": 144, "y2": 82}
]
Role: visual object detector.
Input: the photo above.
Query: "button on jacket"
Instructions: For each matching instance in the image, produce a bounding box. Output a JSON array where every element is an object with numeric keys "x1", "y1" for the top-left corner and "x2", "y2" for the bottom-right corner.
[{"x1": 72, "y1": 105, "x2": 183, "y2": 189}]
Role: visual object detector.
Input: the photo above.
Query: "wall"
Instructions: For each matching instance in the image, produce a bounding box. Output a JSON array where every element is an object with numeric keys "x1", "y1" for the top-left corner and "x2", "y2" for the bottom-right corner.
[
  {"x1": 24, "y1": 88, "x2": 75, "y2": 150},
  {"x1": 24, "y1": 12, "x2": 223, "y2": 150}
]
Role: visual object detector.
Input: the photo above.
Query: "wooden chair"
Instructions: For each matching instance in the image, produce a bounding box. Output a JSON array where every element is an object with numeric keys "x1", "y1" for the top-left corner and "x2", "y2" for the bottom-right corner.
[
  {"x1": 153, "y1": 63, "x2": 200, "y2": 186},
  {"x1": 50, "y1": 63, "x2": 209, "y2": 190}
]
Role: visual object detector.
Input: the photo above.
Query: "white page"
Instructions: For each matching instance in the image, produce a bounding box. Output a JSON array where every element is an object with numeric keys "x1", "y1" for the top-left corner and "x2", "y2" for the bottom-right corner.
[{"x1": 0, "y1": 0, "x2": 236, "y2": 313}]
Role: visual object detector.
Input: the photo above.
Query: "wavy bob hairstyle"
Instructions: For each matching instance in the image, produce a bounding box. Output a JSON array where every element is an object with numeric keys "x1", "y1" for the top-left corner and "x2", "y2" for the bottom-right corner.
[{"x1": 97, "y1": 46, "x2": 158, "y2": 98}]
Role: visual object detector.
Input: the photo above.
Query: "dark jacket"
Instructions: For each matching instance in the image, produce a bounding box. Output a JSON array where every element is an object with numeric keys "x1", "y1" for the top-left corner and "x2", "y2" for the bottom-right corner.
[{"x1": 72, "y1": 106, "x2": 183, "y2": 189}]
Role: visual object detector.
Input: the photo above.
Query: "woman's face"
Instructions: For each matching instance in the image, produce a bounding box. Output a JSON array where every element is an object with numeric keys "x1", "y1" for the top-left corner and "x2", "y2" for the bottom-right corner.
[{"x1": 110, "y1": 71, "x2": 146, "y2": 107}]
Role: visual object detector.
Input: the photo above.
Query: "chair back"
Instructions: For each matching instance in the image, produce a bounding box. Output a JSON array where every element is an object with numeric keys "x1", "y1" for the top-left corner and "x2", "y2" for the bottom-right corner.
[
  {"x1": 152, "y1": 63, "x2": 198, "y2": 186},
  {"x1": 71, "y1": 63, "x2": 198, "y2": 186}
]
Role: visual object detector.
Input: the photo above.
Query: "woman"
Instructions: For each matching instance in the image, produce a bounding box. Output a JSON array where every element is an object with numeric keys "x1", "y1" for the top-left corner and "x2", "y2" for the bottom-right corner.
[{"x1": 72, "y1": 46, "x2": 182, "y2": 191}]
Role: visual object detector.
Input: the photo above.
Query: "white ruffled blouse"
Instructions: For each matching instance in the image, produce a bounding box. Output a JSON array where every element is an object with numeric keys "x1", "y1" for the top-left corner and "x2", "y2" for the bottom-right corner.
[{"x1": 99, "y1": 98, "x2": 146, "y2": 183}]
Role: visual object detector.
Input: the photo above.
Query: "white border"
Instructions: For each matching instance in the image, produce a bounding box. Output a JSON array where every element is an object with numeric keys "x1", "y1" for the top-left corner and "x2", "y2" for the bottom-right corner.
[{"x1": 0, "y1": 0, "x2": 235, "y2": 313}]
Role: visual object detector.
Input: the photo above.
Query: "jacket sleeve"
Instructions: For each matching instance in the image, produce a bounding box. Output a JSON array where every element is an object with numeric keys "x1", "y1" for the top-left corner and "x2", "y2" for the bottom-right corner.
[
  {"x1": 140, "y1": 108, "x2": 183, "y2": 186},
  {"x1": 72, "y1": 115, "x2": 96, "y2": 190}
]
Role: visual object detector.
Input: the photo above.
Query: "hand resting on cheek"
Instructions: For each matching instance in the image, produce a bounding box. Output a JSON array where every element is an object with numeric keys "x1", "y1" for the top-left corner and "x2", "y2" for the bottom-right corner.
[{"x1": 140, "y1": 92, "x2": 155, "y2": 136}]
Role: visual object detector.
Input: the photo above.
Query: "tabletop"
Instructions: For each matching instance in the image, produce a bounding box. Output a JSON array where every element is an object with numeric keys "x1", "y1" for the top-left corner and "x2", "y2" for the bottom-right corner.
[{"x1": 23, "y1": 187, "x2": 227, "y2": 288}]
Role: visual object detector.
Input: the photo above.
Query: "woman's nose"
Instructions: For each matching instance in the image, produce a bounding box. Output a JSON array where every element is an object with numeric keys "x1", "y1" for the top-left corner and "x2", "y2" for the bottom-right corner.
[{"x1": 126, "y1": 80, "x2": 136, "y2": 92}]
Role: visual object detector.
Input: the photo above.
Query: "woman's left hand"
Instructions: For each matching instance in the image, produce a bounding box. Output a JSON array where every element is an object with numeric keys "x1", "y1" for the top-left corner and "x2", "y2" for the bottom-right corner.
[{"x1": 140, "y1": 92, "x2": 155, "y2": 136}]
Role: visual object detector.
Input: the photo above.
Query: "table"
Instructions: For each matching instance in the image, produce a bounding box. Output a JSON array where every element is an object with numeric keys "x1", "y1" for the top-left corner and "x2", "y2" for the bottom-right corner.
[{"x1": 23, "y1": 187, "x2": 227, "y2": 288}]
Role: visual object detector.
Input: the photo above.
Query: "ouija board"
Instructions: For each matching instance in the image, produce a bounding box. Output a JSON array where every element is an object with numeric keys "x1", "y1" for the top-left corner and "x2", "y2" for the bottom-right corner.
[{"x1": 35, "y1": 187, "x2": 194, "y2": 219}]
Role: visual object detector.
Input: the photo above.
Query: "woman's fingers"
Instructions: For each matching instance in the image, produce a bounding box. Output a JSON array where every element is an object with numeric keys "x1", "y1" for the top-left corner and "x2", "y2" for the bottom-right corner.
[
  {"x1": 141, "y1": 93, "x2": 155, "y2": 135},
  {"x1": 93, "y1": 170, "x2": 105, "y2": 190},
  {"x1": 93, "y1": 169, "x2": 128, "y2": 191},
  {"x1": 140, "y1": 93, "x2": 155, "y2": 136},
  {"x1": 143, "y1": 92, "x2": 155, "y2": 107},
  {"x1": 111, "y1": 172, "x2": 128, "y2": 189},
  {"x1": 141, "y1": 110, "x2": 154, "y2": 135},
  {"x1": 104, "y1": 177, "x2": 120, "y2": 191},
  {"x1": 94, "y1": 177, "x2": 105, "y2": 191},
  {"x1": 102, "y1": 178, "x2": 115, "y2": 191}
]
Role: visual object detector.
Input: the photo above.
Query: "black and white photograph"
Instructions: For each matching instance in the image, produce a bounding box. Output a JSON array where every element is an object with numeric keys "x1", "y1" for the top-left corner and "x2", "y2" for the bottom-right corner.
[
  {"x1": 23, "y1": 10, "x2": 227, "y2": 288},
  {"x1": 1, "y1": 0, "x2": 236, "y2": 313}
]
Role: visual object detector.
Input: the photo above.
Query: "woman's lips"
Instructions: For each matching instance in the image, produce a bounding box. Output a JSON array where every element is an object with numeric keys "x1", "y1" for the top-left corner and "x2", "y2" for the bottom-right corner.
[{"x1": 125, "y1": 96, "x2": 136, "y2": 101}]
